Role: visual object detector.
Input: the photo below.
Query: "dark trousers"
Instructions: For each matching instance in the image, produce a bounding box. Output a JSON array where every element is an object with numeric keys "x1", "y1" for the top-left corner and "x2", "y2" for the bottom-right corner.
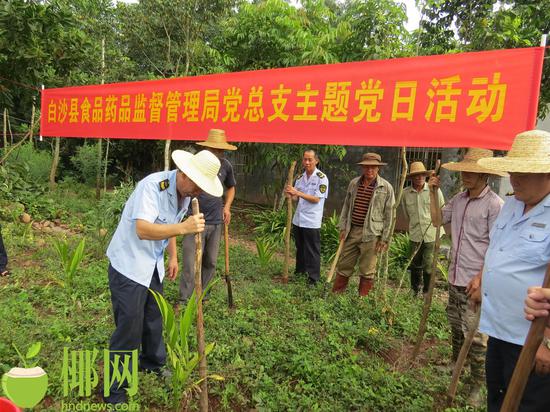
[
  {"x1": 105, "y1": 264, "x2": 166, "y2": 403},
  {"x1": 409, "y1": 241, "x2": 434, "y2": 294},
  {"x1": 180, "y1": 223, "x2": 222, "y2": 301},
  {"x1": 0, "y1": 226, "x2": 7, "y2": 271},
  {"x1": 486, "y1": 336, "x2": 550, "y2": 412},
  {"x1": 292, "y1": 224, "x2": 321, "y2": 283}
]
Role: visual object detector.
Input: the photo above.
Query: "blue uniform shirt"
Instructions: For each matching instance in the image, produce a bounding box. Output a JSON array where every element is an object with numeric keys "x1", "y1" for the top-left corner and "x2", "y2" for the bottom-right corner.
[
  {"x1": 292, "y1": 168, "x2": 329, "y2": 229},
  {"x1": 107, "y1": 170, "x2": 189, "y2": 287},
  {"x1": 479, "y1": 193, "x2": 550, "y2": 345}
]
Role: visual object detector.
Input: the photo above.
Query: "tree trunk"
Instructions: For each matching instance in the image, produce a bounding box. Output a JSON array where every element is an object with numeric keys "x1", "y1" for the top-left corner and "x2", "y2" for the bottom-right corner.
[
  {"x1": 163, "y1": 139, "x2": 171, "y2": 171},
  {"x1": 96, "y1": 37, "x2": 106, "y2": 199},
  {"x1": 95, "y1": 138, "x2": 103, "y2": 199},
  {"x1": 3, "y1": 108, "x2": 7, "y2": 151},
  {"x1": 49, "y1": 137, "x2": 60, "y2": 189},
  {"x1": 103, "y1": 138, "x2": 110, "y2": 192}
]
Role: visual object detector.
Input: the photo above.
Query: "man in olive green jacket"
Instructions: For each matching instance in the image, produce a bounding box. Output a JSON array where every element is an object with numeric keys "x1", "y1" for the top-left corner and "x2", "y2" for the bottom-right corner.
[{"x1": 333, "y1": 152, "x2": 395, "y2": 296}]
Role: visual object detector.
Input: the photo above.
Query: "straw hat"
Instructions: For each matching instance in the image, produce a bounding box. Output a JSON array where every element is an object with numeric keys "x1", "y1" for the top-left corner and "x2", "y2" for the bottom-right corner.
[
  {"x1": 196, "y1": 129, "x2": 237, "y2": 151},
  {"x1": 357, "y1": 152, "x2": 387, "y2": 166},
  {"x1": 408, "y1": 161, "x2": 431, "y2": 177},
  {"x1": 441, "y1": 148, "x2": 508, "y2": 177},
  {"x1": 478, "y1": 130, "x2": 550, "y2": 173},
  {"x1": 171, "y1": 150, "x2": 223, "y2": 197}
]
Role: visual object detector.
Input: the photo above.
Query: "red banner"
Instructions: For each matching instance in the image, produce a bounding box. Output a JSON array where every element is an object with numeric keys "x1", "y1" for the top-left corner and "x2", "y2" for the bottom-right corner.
[{"x1": 40, "y1": 47, "x2": 544, "y2": 149}]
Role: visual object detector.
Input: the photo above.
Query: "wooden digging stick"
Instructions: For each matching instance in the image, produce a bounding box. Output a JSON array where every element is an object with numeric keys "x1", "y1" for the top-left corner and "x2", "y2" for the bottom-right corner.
[
  {"x1": 192, "y1": 199, "x2": 208, "y2": 412},
  {"x1": 282, "y1": 160, "x2": 297, "y2": 283},
  {"x1": 500, "y1": 263, "x2": 550, "y2": 412},
  {"x1": 326, "y1": 238, "x2": 345, "y2": 283},
  {"x1": 224, "y1": 224, "x2": 235, "y2": 309},
  {"x1": 447, "y1": 306, "x2": 481, "y2": 405},
  {"x1": 411, "y1": 160, "x2": 442, "y2": 363}
]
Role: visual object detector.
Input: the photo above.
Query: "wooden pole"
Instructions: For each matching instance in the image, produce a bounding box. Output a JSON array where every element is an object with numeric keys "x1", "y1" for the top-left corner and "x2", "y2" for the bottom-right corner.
[
  {"x1": 326, "y1": 238, "x2": 345, "y2": 283},
  {"x1": 447, "y1": 307, "x2": 481, "y2": 405},
  {"x1": 500, "y1": 263, "x2": 550, "y2": 412},
  {"x1": 380, "y1": 147, "x2": 408, "y2": 299},
  {"x1": 282, "y1": 160, "x2": 297, "y2": 282},
  {"x1": 49, "y1": 137, "x2": 60, "y2": 189},
  {"x1": 95, "y1": 38, "x2": 105, "y2": 200},
  {"x1": 103, "y1": 138, "x2": 110, "y2": 193},
  {"x1": 192, "y1": 198, "x2": 208, "y2": 412},
  {"x1": 2, "y1": 108, "x2": 7, "y2": 162},
  {"x1": 411, "y1": 160, "x2": 441, "y2": 362},
  {"x1": 224, "y1": 224, "x2": 234, "y2": 309}
]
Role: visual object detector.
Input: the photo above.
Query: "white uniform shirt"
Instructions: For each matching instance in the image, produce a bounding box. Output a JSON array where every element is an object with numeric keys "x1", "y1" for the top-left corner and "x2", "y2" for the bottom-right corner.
[
  {"x1": 107, "y1": 170, "x2": 188, "y2": 287},
  {"x1": 292, "y1": 168, "x2": 329, "y2": 229},
  {"x1": 480, "y1": 193, "x2": 550, "y2": 345}
]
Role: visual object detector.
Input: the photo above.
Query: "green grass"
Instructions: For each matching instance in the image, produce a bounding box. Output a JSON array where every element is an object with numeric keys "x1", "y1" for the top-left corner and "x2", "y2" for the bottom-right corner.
[{"x1": 0, "y1": 198, "x2": 482, "y2": 412}]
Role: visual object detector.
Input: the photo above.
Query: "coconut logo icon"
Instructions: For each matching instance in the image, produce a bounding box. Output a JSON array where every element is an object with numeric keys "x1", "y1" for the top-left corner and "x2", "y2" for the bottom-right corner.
[{"x1": 1, "y1": 342, "x2": 48, "y2": 409}]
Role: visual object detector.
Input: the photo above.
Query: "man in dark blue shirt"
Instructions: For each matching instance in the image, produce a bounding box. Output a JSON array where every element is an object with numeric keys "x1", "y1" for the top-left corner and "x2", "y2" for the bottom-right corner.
[{"x1": 180, "y1": 129, "x2": 237, "y2": 302}]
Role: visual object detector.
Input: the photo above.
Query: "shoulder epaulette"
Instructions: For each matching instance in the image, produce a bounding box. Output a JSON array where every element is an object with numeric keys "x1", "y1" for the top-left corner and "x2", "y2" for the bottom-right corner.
[
  {"x1": 506, "y1": 192, "x2": 514, "y2": 196},
  {"x1": 316, "y1": 171, "x2": 326, "y2": 178},
  {"x1": 159, "y1": 179, "x2": 170, "y2": 191}
]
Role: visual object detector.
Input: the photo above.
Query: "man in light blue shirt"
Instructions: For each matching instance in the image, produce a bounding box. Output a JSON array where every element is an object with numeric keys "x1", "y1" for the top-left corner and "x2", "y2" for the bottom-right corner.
[
  {"x1": 105, "y1": 149, "x2": 222, "y2": 405},
  {"x1": 473, "y1": 129, "x2": 550, "y2": 411},
  {"x1": 285, "y1": 149, "x2": 328, "y2": 285}
]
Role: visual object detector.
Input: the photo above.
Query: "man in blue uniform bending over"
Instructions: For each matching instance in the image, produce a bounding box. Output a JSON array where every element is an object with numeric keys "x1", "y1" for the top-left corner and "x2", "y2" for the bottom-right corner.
[{"x1": 104, "y1": 149, "x2": 222, "y2": 405}]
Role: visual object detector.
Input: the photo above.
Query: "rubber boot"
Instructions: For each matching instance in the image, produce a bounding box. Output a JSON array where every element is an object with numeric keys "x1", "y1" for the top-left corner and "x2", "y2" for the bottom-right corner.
[
  {"x1": 331, "y1": 273, "x2": 350, "y2": 293},
  {"x1": 358, "y1": 277, "x2": 374, "y2": 297}
]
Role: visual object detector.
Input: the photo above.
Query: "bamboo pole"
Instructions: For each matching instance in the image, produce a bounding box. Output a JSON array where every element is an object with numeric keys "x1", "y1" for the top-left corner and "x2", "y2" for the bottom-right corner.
[
  {"x1": 380, "y1": 147, "x2": 408, "y2": 299},
  {"x1": 192, "y1": 198, "x2": 208, "y2": 412},
  {"x1": 282, "y1": 160, "x2": 297, "y2": 282},
  {"x1": 411, "y1": 160, "x2": 442, "y2": 362},
  {"x1": 447, "y1": 307, "x2": 481, "y2": 405},
  {"x1": 390, "y1": 224, "x2": 431, "y2": 308},
  {"x1": 224, "y1": 224, "x2": 235, "y2": 309},
  {"x1": 326, "y1": 238, "x2": 345, "y2": 283},
  {"x1": 2, "y1": 108, "x2": 7, "y2": 162},
  {"x1": 500, "y1": 263, "x2": 550, "y2": 412}
]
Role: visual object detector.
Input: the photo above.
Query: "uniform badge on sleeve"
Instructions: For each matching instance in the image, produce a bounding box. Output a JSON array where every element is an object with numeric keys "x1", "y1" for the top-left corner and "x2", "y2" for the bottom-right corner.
[
  {"x1": 319, "y1": 184, "x2": 327, "y2": 194},
  {"x1": 159, "y1": 179, "x2": 170, "y2": 191}
]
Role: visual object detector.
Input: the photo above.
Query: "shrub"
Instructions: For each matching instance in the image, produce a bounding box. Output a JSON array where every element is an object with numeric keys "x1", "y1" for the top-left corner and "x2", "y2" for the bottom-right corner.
[
  {"x1": 388, "y1": 232, "x2": 413, "y2": 278},
  {"x1": 70, "y1": 142, "x2": 101, "y2": 185},
  {"x1": 255, "y1": 237, "x2": 276, "y2": 267},
  {"x1": 253, "y1": 208, "x2": 341, "y2": 263},
  {"x1": 0, "y1": 163, "x2": 55, "y2": 219},
  {"x1": 320, "y1": 211, "x2": 339, "y2": 263},
  {"x1": 252, "y1": 208, "x2": 287, "y2": 246},
  {"x1": 4, "y1": 143, "x2": 52, "y2": 183}
]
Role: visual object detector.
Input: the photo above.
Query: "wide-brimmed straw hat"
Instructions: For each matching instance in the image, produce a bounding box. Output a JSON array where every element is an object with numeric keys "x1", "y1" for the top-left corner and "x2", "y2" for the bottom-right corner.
[
  {"x1": 171, "y1": 150, "x2": 223, "y2": 197},
  {"x1": 441, "y1": 148, "x2": 508, "y2": 177},
  {"x1": 196, "y1": 129, "x2": 237, "y2": 151},
  {"x1": 478, "y1": 130, "x2": 550, "y2": 173},
  {"x1": 357, "y1": 152, "x2": 387, "y2": 166},
  {"x1": 408, "y1": 161, "x2": 431, "y2": 177}
]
